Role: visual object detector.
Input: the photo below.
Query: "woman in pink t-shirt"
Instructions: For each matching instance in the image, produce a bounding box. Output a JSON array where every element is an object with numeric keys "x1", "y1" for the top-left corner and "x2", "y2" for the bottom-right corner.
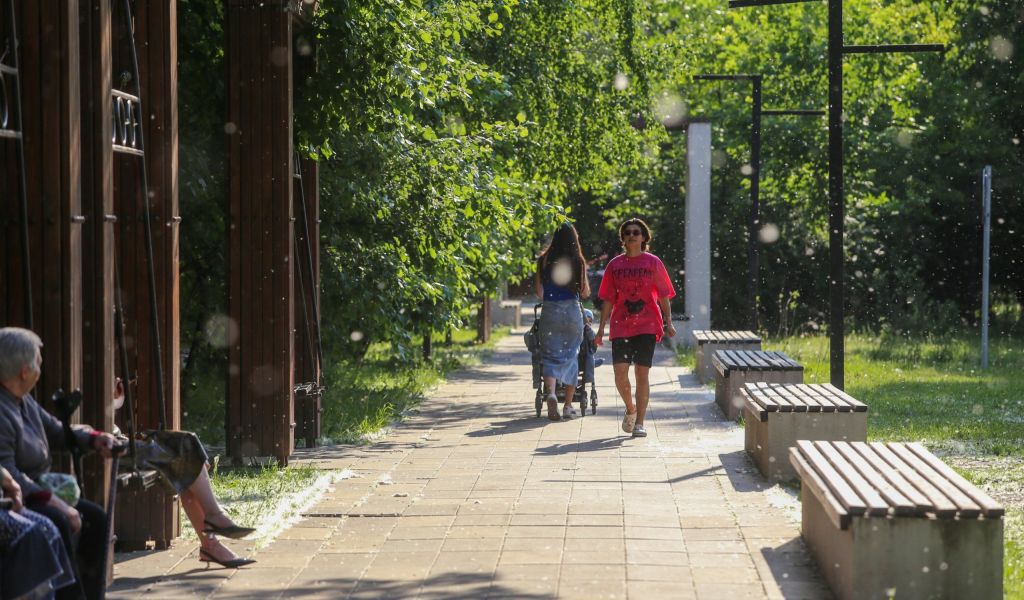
[{"x1": 596, "y1": 218, "x2": 676, "y2": 438}]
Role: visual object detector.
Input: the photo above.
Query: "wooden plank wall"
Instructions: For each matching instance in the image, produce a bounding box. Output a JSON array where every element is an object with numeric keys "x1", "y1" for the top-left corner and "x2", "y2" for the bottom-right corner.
[
  {"x1": 226, "y1": 0, "x2": 295, "y2": 465},
  {"x1": 111, "y1": 0, "x2": 181, "y2": 550},
  {"x1": 0, "y1": 0, "x2": 83, "y2": 410},
  {"x1": 2, "y1": 0, "x2": 184, "y2": 550},
  {"x1": 293, "y1": 157, "x2": 320, "y2": 447}
]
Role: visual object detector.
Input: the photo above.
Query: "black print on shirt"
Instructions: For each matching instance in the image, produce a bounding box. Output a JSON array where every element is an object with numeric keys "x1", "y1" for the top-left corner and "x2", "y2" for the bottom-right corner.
[{"x1": 625, "y1": 299, "x2": 645, "y2": 315}]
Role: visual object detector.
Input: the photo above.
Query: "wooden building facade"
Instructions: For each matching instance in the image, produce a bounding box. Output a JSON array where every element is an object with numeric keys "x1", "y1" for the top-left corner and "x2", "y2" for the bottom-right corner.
[{"x1": 1, "y1": 0, "x2": 321, "y2": 550}]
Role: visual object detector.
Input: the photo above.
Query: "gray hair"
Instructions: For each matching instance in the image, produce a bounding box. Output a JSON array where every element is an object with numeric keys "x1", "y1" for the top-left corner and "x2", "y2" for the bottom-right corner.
[{"x1": 0, "y1": 327, "x2": 43, "y2": 380}]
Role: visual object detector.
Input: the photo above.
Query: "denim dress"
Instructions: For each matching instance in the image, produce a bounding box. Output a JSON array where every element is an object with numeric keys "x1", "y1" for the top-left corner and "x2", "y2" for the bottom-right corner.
[{"x1": 538, "y1": 264, "x2": 584, "y2": 388}]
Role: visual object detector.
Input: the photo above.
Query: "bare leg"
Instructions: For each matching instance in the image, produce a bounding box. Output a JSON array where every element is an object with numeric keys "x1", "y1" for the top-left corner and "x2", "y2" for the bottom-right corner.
[
  {"x1": 542, "y1": 375, "x2": 556, "y2": 397},
  {"x1": 185, "y1": 466, "x2": 231, "y2": 526},
  {"x1": 634, "y1": 366, "x2": 651, "y2": 426},
  {"x1": 542, "y1": 375, "x2": 559, "y2": 419},
  {"x1": 563, "y1": 383, "x2": 575, "y2": 411},
  {"x1": 613, "y1": 363, "x2": 635, "y2": 414},
  {"x1": 180, "y1": 473, "x2": 240, "y2": 562}
]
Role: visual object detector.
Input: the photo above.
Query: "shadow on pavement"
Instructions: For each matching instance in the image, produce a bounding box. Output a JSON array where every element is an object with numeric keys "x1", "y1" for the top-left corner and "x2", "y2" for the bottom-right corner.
[
  {"x1": 464, "y1": 417, "x2": 549, "y2": 438},
  {"x1": 758, "y1": 538, "x2": 834, "y2": 599},
  {"x1": 282, "y1": 573, "x2": 553, "y2": 599},
  {"x1": 534, "y1": 437, "x2": 625, "y2": 455},
  {"x1": 718, "y1": 450, "x2": 772, "y2": 493}
]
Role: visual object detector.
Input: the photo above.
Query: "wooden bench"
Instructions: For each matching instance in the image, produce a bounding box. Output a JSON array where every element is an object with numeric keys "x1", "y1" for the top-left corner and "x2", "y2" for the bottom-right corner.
[
  {"x1": 791, "y1": 440, "x2": 1004, "y2": 600},
  {"x1": 692, "y1": 330, "x2": 761, "y2": 384},
  {"x1": 712, "y1": 350, "x2": 802, "y2": 420},
  {"x1": 743, "y1": 383, "x2": 867, "y2": 482}
]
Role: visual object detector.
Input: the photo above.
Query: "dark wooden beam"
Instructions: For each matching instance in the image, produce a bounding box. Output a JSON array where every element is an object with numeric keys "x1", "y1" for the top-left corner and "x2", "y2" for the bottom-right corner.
[
  {"x1": 111, "y1": 0, "x2": 180, "y2": 550},
  {"x1": 79, "y1": 0, "x2": 115, "y2": 509},
  {"x1": 226, "y1": 0, "x2": 295, "y2": 465}
]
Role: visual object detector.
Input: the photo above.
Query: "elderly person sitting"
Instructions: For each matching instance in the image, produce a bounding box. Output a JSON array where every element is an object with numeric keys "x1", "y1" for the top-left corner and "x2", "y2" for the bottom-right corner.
[
  {"x1": 0, "y1": 327, "x2": 255, "y2": 592},
  {"x1": 2, "y1": 466, "x2": 76, "y2": 599},
  {"x1": 0, "y1": 327, "x2": 116, "y2": 600}
]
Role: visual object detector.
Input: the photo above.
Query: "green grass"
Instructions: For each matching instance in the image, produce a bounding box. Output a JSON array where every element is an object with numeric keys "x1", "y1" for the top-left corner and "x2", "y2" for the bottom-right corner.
[
  {"x1": 180, "y1": 463, "x2": 324, "y2": 542},
  {"x1": 750, "y1": 333, "x2": 1024, "y2": 597},
  {"x1": 319, "y1": 327, "x2": 511, "y2": 444},
  {"x1": 770, "y1": 334, "x2": 1024, "y2": 457}
]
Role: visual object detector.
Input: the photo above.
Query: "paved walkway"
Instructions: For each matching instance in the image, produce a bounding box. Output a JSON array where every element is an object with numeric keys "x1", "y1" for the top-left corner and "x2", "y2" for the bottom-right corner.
[{"x1": 111, "y1": 331, "x2": 830, "y2": 599}]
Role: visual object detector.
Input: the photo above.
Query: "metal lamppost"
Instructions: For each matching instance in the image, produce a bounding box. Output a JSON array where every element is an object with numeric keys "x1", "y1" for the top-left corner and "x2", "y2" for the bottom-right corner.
[
  {"x1": 727, "y1": 0, "x2": 943, "y2": 388},
  {"x1": 693, "y1": 74, "x2": 823, "y2": 331}
]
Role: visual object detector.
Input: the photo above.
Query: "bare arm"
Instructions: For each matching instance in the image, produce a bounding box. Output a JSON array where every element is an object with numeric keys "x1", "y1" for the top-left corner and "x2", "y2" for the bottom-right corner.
[
  {"x1": 535, "y1": 269, "x2": 543, "y2": 300},
  {"x1": 658, "y1": 296, "x2": 676, "y2": 339},
  {"x1": 595, "y1": 300, "x2": 612, "y2": 347}
]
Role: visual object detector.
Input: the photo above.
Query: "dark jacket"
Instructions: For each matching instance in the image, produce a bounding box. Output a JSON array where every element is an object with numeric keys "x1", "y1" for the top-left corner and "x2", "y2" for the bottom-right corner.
[{"x1": 0, "y1": 386, "x2": 94, "y2": 499}]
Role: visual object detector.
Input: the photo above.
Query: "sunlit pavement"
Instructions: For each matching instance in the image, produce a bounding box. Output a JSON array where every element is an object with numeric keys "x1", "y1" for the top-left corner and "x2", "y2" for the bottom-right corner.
[{"x1": 109, "y1": 331, "x2": 831, "y2": 599}]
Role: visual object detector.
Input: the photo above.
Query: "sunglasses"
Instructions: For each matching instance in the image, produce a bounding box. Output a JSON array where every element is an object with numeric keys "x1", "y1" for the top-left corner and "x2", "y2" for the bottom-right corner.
[{"x1": 622, "y1": 229, "x2": 643, "y2": 237}]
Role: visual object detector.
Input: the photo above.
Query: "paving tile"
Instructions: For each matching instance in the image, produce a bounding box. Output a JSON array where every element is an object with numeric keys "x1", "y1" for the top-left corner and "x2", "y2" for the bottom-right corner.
[
  {"x1": 625, "y1": 549, "x2": 688, "y2": 566},
  {"x1": 627, "y1": 580, "x2": 697, "y2": 599},
  {"x1": 558, "y1": 578, "x2": 627, "y2": 599},
  {"x1": 626, "y1": 564, "x2": 691, "y2": 582},
  {"x1": 109, "y1": 334, "x2": 827, "y2": 599},
  {"x1": 502, "y1": 537, "x2": 562, "y2": 552},
  {"x1": 441, "y1": 537, "x2": 504, "y2": 552}
]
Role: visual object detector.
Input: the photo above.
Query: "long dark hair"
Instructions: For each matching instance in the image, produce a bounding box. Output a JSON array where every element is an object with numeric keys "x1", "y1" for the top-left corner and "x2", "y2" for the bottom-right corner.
[{"x1": 538, "y1": 223, "x2": 586, "y2": 293}]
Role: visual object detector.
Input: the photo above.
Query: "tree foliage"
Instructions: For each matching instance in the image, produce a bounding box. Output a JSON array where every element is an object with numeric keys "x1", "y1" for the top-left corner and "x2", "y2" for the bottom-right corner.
[{"x1": 176, "y1": 0, "x2": 1023, "y2": 400}]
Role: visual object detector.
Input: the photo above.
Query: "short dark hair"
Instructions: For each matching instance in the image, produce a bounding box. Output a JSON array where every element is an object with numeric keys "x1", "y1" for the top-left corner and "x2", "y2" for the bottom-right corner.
[{"x1": 618, "y1": 218, "x2": 651, "y2": 251}]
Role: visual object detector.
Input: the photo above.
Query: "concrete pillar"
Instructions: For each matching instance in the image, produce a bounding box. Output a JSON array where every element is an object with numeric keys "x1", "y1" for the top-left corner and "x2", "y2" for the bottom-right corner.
[{"x1": 680, "y1": 120, "x2": 712, "y2": 347}]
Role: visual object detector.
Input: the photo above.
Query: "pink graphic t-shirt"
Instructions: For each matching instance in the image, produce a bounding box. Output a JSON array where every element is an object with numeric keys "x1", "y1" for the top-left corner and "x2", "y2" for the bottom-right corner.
[{"x1": 598, "y1": 252, "x2": 676, "y2": 341}]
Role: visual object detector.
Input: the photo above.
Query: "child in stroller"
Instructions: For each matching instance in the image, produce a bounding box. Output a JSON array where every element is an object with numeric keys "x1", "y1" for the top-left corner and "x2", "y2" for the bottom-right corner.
[{"x1": 527, "y1": 305, "x2": 602, "y2": 418}]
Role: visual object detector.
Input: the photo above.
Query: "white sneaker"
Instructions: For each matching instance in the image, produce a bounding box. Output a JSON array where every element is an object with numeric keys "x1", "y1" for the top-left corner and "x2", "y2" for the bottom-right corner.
[{"x1": 621, "y1": 410, "x2": 637, "y2": 433}]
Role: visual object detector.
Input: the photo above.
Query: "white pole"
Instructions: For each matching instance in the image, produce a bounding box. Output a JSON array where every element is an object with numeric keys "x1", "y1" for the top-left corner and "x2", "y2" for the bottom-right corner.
[
  {"x1": 981, "y1": 166, "x2": 992, "y2": 369},
  {"x1": 677, "y1": 120, "x2": 712, "y2": 348}
]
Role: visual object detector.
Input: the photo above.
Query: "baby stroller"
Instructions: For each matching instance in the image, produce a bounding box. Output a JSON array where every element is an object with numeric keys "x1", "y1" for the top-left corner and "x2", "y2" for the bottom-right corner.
[{"x1": 526, "y1": 304, "x2": 601, "y2": 418}]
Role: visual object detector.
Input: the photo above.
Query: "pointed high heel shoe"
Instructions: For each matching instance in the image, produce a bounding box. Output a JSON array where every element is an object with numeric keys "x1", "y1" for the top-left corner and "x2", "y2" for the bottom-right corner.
[
  {"x1": 202, "y1": 519, "x2": 256, "y2": 539},
  {"x1": 199, "y1": 548, "x2": 256, "y2": 569}
]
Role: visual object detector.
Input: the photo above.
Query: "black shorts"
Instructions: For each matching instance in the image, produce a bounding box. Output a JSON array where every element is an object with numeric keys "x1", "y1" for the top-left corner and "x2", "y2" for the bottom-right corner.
[{"x1": 611, "y1": 334, "x2": 657, "y2": 367}]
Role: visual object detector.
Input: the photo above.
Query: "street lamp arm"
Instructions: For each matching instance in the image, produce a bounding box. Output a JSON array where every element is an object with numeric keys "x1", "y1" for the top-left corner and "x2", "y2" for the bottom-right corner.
[
  {"x1": 844, "y1": 43, "x2": 946, "y2": 54},
  {"x1": 728, "y1": 0, "x2": 819, "y2": 8},
  {"x1": 762, "y1": 109, "x2": 825, "y2": 116}
]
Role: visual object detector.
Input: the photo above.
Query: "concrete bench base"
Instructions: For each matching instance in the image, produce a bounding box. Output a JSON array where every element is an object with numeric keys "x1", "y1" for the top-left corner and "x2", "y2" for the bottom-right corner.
[
  {"x1": 490, "y1": 299, "x2": 522, "y2": 329},
  {"x1": 715, "y1": 370, "x2": 802, "y2": 421},
  {"x1": 801, "y1": 485, "x2": 1004, "y2": 600},
  {"x1": 744, "y1": 403, "x2": 866, "y2": 482},
  {"x1": 697, "y1": 341, "x2": 760, "y2": 383}
]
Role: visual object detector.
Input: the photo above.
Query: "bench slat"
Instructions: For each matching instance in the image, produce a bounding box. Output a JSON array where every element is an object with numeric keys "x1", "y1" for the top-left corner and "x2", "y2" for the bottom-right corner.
[
  {"x1": 790, "y1": 448, "x2": 850, "y2": 530},
  {"x1": 745, "y1": 383, "x2": 780, "y2": 413},
  {"x1": 770, "y1": 385, "x2": 800, "y2": 412},
  {"x1": 906, "y1": 443, "x2": 1004, "y2": 518},
  {"x1": 796, "y1": 441, "x2": 867, "y2": 516},
  {"x1": 788, "y1": 385, "x2": 822, "y2": 413},
  {"x1": 869, "y1": 442, "x2": 958, "y2": 518},
  {"x1": 774, "y1": 384, "x2": 808, "y2": 412},
  {"x1": 850, "y1": 442, "x2": 933, "y2": 513},
  {"x1": 795, "y1": 384, "x2": 838, "y2": 412},
  {"x1": 833, "y1": 443, "x2": 917, "y2": 516},
  {"x1": 821, "y1": 383, "x2": 868, "y2": 412},
  {"x1": 887, "y1": 444, "x2": 981, "y2": 519},
  {"x1": 814, "y1": 442, "x2": 890, "y2": 516},
  {"x1": 807, "y1": 383, "x2": 850, "y2": 412},
  {"x1": 719, "y1": 350, "x2": 739, "y2": 370},
  {"x1": 744, "y1": 395, "x2": 768, "y2": 422}
]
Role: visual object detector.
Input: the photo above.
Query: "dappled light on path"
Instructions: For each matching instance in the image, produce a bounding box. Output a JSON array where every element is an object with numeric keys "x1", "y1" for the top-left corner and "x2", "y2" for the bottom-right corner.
[{"x1": 110, "y1": 334, "x2": 828, "y2": 599}]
